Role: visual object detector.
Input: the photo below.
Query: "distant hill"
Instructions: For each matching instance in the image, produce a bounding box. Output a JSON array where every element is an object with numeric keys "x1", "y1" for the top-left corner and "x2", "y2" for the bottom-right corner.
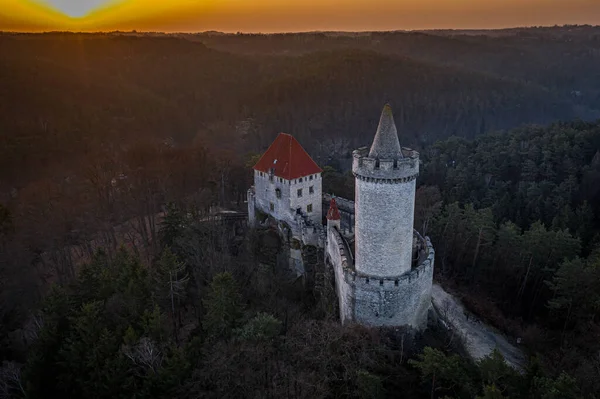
[
  {"x1": 242, "y1": 50, "x2": 579, "y2": 151},
  {"x1": 197, "y1": 27, "x2": 600, "y2": 116},
  {"x1": 0, "y1": 29, "x2": 598, "y2": 186}
]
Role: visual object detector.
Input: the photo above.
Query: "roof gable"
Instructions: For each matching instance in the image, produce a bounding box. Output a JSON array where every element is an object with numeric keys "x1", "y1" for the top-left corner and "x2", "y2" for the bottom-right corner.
[{"x1": 253, "y1": 133, "x2": 322, "y2": 180}]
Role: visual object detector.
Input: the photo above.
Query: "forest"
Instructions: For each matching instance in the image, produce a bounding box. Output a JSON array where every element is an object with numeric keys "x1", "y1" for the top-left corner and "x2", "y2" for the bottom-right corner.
[
  {"x1": 1, "y1": 27, "x2": 600, "y2": 398},
  {"x1": 3, "y1": 27, "x2": 600, "y2": 190}
]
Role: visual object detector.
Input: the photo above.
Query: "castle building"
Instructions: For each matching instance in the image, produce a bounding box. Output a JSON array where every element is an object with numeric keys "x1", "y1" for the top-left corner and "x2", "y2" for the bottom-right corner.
[
  {"x1": 248, "y1": 105, "x2": 434, "y2": 330},
  {"x1": 248, "y1": 133, "x2": 323, "y2": 227}
]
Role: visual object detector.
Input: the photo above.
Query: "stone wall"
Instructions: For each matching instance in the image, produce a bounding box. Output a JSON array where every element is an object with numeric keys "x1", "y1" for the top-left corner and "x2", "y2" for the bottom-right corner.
[
  {"x1": 346, "y1": 237, "x2": 434, "y2": 329},
  {"x1": 353, "y1": 146, "x2": 419, "y2": 278},
  {"x1": 289, "y1": 173, "x2": 322, "y2": 225},
  {"x1": 326, "y1": 225, "x2": 355, "y2": 324},
  {"x1": 247, "y1": 187, "x2": 256, "y2": 226},
  {"x1": 354, "y1": 178, "x2": 417, "y2": 278},
  {"x1": 327, "y1": 225, "x2": 435, "y2": 330},
  {"x1": 294, "y1": 211, "x2": 325, "y2": 248},
  {"x1": 252, "y1": 170, "x2": 293, "y2": 225}
]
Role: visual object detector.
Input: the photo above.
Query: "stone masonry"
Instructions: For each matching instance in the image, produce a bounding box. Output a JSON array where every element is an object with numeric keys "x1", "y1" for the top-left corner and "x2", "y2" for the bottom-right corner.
[{"x1": 248, "y1": 104, "x2": 435, "y2": 330}]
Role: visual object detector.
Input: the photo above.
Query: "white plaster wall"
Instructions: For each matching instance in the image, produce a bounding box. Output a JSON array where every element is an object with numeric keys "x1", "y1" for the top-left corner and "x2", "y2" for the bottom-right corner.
[
  {"x1": 289, "y1": 173, "x2": 322, "y2": 224},
  {"x1": 354, "y1": 179, "x2": 416, "y2": 278},
  {"x1": 253, "y1": 170, "x2": 293, "y2": 223}
]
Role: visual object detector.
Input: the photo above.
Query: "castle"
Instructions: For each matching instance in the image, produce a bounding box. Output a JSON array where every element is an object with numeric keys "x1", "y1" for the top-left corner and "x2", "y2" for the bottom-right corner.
[{"x1": 248, "y1": 105, "x2": 435, "y2": 330}]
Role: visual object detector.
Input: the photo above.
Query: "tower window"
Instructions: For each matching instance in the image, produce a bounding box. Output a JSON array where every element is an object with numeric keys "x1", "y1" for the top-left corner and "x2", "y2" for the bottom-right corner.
[
  {"x1": 309, "y1": 175, "x2": 313, "y2": 180},
  {"x1": 299, "y1": 177, "x2": 303, "y2": 182},
  {"x1": 307, "y1": 204, "x2": 313, "y2": 213},
  {"x1": 297, "y1": 189, "x2": 303, "y2": 198},
  {"x1": 275, "y1": 188, "x2": 281, "y2": 199},
  {"x1": 269, "y1": 202, "x2": 274, "y2": 212},
  {"x1": 309, "y1": 186, "x2": 314, "y2": 194}
]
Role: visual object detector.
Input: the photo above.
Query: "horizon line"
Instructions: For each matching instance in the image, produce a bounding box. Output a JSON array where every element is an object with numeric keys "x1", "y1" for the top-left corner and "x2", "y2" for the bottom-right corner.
[{"x1": 2, "y1": 23, "x2": 599, "y2": 35}]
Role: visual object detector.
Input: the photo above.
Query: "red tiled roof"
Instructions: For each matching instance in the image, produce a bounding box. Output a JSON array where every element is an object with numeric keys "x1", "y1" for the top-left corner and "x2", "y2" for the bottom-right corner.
[
  {"x1": 326, "y1": 198, "x2": 341, "y2": 221},
  {"x1": 253, "y1": 133, "x2": 322, "y2": 180}
]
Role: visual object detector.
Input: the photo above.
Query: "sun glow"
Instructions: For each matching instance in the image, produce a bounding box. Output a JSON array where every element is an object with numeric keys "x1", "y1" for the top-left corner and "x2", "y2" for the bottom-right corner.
[
  {"x1": 1, "y1": 0, "x2": 599, "y2": 32},
  {"x1": 36, "y1": 0, "x2": 125, "y2": 18},
  {"x1": 1, "y1": 0, "x2": 221, "y2": 31}
]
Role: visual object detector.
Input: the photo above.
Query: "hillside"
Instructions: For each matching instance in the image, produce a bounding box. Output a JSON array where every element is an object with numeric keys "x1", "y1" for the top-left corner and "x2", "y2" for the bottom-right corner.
[
  {"x1": 0, "y1": 31, "x2": 594, "y2": 189},
  {"x1": 242, "y1": 50, "x2": 577, "y2": 152},
  {"x1": 198, "y1": 28, "x2": 600, "y2": 113}
]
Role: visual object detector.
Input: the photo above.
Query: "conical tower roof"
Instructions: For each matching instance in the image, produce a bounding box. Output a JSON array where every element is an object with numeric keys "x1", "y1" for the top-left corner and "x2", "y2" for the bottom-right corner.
[{"x1": 368, "y1": 104, "x2": 403, "y2": 159}]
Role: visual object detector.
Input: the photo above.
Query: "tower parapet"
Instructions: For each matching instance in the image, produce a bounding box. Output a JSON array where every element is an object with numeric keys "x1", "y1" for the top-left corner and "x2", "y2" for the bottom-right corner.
[
  {"x1": 352, "y1": 103, "x2": 419, "y2": 183},
  {"x1": 352, "y1": 146, "x2": 419, "y2": 183}
]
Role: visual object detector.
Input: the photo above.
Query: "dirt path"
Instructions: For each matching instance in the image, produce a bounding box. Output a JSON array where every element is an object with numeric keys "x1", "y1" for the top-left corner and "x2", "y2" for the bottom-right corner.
[{"x1": 431, "y1": 283, "x2": 526, "y2": 371}]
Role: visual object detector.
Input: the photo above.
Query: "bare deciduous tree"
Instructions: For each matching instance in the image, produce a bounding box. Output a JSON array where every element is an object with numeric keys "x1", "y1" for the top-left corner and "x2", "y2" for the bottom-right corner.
[
  {"x1": 122, "y1": 337, "x2": 163, "y2": 375},
  {"x1": 0, "y1": 361, "x2": 25, "y2": 399}
]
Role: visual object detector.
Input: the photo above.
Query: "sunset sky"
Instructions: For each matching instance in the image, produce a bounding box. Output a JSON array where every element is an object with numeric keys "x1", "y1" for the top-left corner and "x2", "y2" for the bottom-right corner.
[{"x1": 1, "y1": 0, "x2": 599, "y2": 33}]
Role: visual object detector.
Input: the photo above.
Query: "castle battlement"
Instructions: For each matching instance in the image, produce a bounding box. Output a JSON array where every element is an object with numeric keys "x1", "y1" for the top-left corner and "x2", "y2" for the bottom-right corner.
[
  {"x1": 337, "y1": 232, "x2": 433, "y2": 283},
  {"x1": 352, "y1": 146, "x2": 419, "y2": 182},
  {"x1": 345, "y1": 258, "x2": 434, "y2": 290},
  {"x1": 329, "y1": 225, "x2": 353, "y2": 269},
  {"x1": 331, "y1": 228, "x2": 435, "y2": 328},
  {"x1": 342, "y1": 236, "x2": 434, "y2": 287}
]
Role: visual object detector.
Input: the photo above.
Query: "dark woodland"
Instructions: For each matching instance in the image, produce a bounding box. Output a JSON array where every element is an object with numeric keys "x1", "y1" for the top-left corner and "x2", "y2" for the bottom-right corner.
[{"x1": 1, "y1": 26, "x2": 600, "y2": 398}]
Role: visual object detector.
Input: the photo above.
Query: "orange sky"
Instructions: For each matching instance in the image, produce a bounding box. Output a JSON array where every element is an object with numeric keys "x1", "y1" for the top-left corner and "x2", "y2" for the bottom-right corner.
[{"x1": 1, "y1": 0, "x2": 599, "y2": 32}]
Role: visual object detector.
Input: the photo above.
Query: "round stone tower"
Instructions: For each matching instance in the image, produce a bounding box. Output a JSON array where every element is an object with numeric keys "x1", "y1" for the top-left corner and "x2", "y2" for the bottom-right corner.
[{"x1": 352, "y1": 104, "x2": 419, "y2": 278}]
